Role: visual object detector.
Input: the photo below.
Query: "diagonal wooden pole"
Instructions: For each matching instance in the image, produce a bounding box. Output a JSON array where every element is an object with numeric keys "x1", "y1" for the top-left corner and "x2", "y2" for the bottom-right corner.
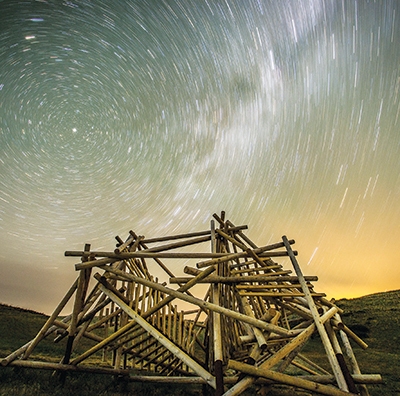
[
  {"x1": 21, "y1": 278, "x2": 79, "y2": 360},
  {"x1": 282, "y1": 235, "x2": 348, "y2": 391}
]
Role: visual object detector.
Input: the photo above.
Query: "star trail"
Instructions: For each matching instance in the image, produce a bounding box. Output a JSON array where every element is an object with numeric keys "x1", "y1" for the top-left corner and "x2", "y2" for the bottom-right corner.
[{"x1": 0, "y1": 0, "x2": 399, "y2": 313}]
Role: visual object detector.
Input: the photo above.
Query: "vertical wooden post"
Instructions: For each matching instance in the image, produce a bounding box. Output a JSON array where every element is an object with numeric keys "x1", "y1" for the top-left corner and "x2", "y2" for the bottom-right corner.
[
  {"x1": 211, "y1": 220, "x2": 216, "y2": 255},
  {"x1": 212, "y1": 281, "x2": 224, "y2": 396},
  {"x1": 212, "y1": 220, "x2": 224, "y2": 396},
  {"x1": 62, "y1": 243, "x2": 91, "y2": 378},
  {"x1": 102, "y1": 308, "x2": 109, "y2": 363}
]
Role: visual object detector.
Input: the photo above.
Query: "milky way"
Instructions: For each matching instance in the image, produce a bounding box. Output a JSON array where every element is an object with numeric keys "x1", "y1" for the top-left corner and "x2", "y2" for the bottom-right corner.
[{"x1": 1, "y1": 0, "x2": 399, "y2": 313}]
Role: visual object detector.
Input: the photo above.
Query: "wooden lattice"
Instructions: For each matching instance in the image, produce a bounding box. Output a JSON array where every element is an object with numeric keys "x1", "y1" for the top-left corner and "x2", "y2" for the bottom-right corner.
[{"x1": 1, "y1": 212, "x2": 382, "y2": 395}]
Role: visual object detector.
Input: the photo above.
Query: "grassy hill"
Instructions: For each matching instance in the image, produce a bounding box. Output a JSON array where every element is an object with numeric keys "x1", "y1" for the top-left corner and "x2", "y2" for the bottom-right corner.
[
  {"x1": 0, "y1": 290, "x2": 399, "y2": 395},
  {"x1": 337, "y1": 289, "x2": 400, "y2": 395}
]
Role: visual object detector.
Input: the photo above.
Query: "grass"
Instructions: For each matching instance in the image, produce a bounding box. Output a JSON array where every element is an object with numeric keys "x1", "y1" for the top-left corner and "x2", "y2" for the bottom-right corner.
[
  {"x1": 0, "y1": 290, "x2": 399, "y2": 395},
  {"x1": 0, "y1": 367, "x2": 204, "y2": 396}
]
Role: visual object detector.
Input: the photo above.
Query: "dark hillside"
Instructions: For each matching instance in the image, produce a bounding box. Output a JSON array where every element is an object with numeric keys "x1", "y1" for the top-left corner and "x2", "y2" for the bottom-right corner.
[
  {"x1": 0, "y1": 304, "x2": 49, "y2": 357},
  {"x1": 337, "y1": 289, "x2": 400, "y2": 354},
  {"x1": 336, "y1": 289, "x2": 400, "y2": 395}
]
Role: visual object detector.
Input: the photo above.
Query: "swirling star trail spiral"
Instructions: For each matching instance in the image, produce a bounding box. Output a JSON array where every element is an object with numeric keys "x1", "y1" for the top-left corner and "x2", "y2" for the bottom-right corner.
[{"x1": 0, "y1": 0, "x2": 399, "y2": 313}]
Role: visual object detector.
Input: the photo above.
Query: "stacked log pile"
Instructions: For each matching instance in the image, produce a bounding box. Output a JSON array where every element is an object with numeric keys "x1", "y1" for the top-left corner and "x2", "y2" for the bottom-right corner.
[{"x1": 1, "y1": 212, "x2": 382, "y2": 395}]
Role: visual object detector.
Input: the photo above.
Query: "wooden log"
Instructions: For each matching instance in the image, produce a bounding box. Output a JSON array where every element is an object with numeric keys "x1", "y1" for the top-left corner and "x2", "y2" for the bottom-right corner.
[
  {"x1": 78, "y1": 286, "x2": 106, "y2": 325},
  {"x1": 236, "y1": 284, "x2": 304, "y2": 290},
  {"x1": 197, "y1": 243, "x2": 296, "y2": 269},
  {"x1": 141, "y1": 225, "x2": 247, "y2": 244},
  {"x1": 71, "y1": 250, "x2": 294, "y2": 271},
  {"x1": 337, "y1": 313, "x2": 370, "y2": 396},
  {"x1": 62, "y1": 245, "x2": 91, "y2": 370},
  {"x1": 212, "y1": 282, "x2": 224, "y2": 395},
  {"x1": 296, "y1": 353, "x2": 331, "y2": 376},
  {"x1": 332, "y1": 320, "x2": 368, "y2": 350},
  {"x1": 98, "y1": 283, "x2": 217, "y2": 389},
  {"x1": 230, "y1": 259, "x2": 276, "y2": 270},
  {"x1": 139, "y1": 235, "x2": 211, "y2": 253},
  {"x1": 227, "y1": 360, "x2": 359, "y2": 396},
  {"x1": 275, "y1": 300, "x2": 314, "y2": 321},
  {"x1": 225, "y1": 220, "x2": 257, "y2": 249},
  {"x1": 129, "y1": 234, "x2": 145, "y2": 253},
  {"x1": 183, "y1": 266, "x2": 202, "y2": 276},
  {"x1": 211, "y1": 219, "x2": 225, "y2": 395},
  {"x1": 215, "y1": 229, "x2": 247, "y2": 251},
  {"x1": 325, "y1": 319, "x2": 358, "y2": 394},
  {"x1": 212, "y1": 212, "x2": 225, "y2": 227},
  {"x1": 3, "y1": 358, "x2": 384, "y2": 385},
  {"x1": 136, "y1": 343, "x2": 163, "y2": 365},
  {"x1": 142, "y1": 346, "x2": 169, "y2": 368},
  {"x1": 291, "y1": 359, "x2": 321, "y2": 375},
  {"x1": 95, "y1": 274, "x2": 130, "y2": 304},
  {"x1": 238, "y1": 292, "x2": 326, "y2": 298},
  {"x1": 211, "y1": 220, "x2": 217, "y2": 254},
  {"x1": 231, "y1": 265, "x2": 283, "y2": 274},
  {"x1": 87, "y1": 307, "x2": 121, "y2": 333},
  {"x1": 282, "y1": 236, "x2": 349, "y2": 392},
  {"x1": 178, "y1": 310, "x2": 184, "y2": 346},
  {"x1": 128, "y1": 373, "x2": 381, "y2": 384},
  {"x1": 121, "y1": 329, "x2": 149, "y2": 353},
  {"x1": 114, "y1": 234, "x2": 135, "y2": 254},
  {"x1": 239, "y1": 296, "x2": 268, "y2": 350},
  {"x1": 53, "y1": 320, "x2": 103, "y2": 343},
  {"x1": 7, "y1": 359, "x2": 133, "y2": 375},
  {"x1": 169, "y1": 274, "x2": 317, "y2": 284},
  {"x1": 172, "y1": 305, "x2": 178, "y2": 345},
  {"x1": 197, "y1": 248, "x2": 297, "y2": 268},
  {"x1": 299, "y1": 374, "x2": 382, "y2": 385},
  {"x1": 2, "y1": 339, "x2": 44, "y2": 366},
  {"x1": 246, "y1": 248, "x2": 280, "y2": 270},
  {"x1": 229, "y1": 305, "x2": 274, "y2": 382},
  {"x1": 132, "y1": 232, "x2": 220, "y2": 288},
  {"x1": 318, "y1": 297, "x2": 344, "y2": 314},
  {"x1": 77, "y1": 250, "x2": 292, "y2": 262},
  {"x1": 120, "y1": 325, "x2": 146, "y2": 346}
]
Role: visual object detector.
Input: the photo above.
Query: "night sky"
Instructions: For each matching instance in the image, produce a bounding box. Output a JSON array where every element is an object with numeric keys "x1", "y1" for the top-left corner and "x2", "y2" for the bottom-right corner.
[{"x1": 1, "y1": 0, "x2": 399, "y2": 314}]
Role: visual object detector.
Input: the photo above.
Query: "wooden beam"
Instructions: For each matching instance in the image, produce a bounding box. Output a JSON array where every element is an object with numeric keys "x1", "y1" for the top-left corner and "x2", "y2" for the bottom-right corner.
[
  {"x1": 197, "y1": 241, "x2": 296, "y2": 269},
  {"x1": 169, "y1": 274, "x2": 318, "y2": 284}
]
